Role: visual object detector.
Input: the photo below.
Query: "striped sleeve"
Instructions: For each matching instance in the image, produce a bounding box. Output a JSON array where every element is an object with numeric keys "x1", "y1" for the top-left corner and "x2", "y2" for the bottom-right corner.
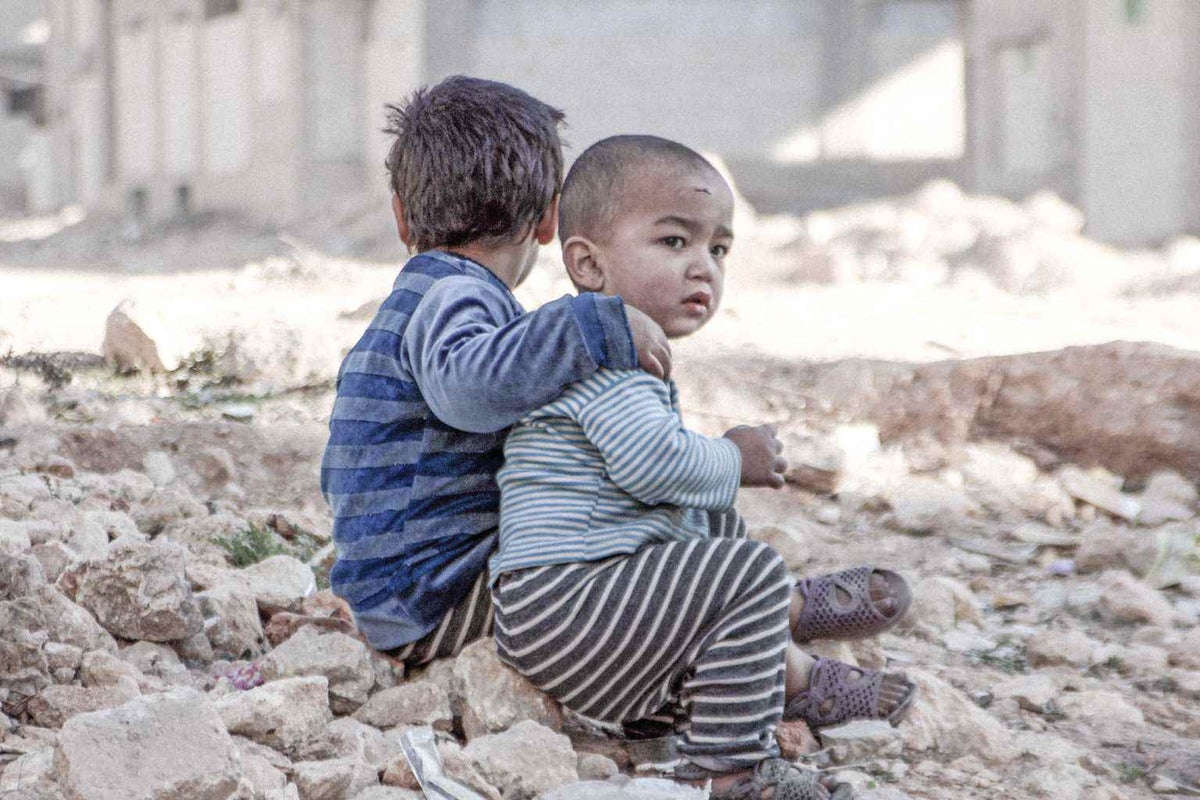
[{"x1": 575, "y1": 372, "x2": 740, "y2": 510}]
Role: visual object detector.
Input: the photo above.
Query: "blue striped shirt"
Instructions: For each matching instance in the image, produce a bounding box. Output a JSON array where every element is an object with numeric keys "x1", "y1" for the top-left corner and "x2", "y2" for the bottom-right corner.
[
  {"x1": 321, "y1": 250, "x2": 636, "y2": 650},
  {"x1": 491, "y1": 369, "x2": 742, "y2": 578}
]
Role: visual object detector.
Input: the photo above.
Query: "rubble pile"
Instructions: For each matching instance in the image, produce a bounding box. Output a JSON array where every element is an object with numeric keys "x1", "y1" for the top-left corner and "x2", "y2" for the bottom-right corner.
[
  {"x1": 1, "y1": 377, "x2": 1197, "y2": 800},
  {"x1": 734, "y1": 181, "x2": 1200, "y2": 297}
]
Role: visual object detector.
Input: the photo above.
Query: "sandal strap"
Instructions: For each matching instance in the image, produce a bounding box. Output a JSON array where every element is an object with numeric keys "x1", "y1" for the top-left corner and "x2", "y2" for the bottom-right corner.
[
  {"x1": 677, "y1": 759, "x2": 828, "y2": 800},
  {"x1": 784, "y1": 657, "x2": 892, "y2": 729},
  {"x1": 792, "y1": 566, "x2": 911, "y2": 643}
]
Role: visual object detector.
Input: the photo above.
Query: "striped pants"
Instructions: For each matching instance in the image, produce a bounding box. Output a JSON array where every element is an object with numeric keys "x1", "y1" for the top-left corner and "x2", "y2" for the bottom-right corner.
[
  {"x1": 493, "y1": 510, "x2": 793, "y2": 772},
  {"x1": 385, "y1": 569, "x2": 495, "y2": 666}
]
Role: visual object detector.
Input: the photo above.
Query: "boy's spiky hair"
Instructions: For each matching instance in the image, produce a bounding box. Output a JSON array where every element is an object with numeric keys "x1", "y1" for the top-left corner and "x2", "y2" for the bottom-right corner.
[
  {"x1": 558, "y1": 134, "x2": 717, "y2": 242},
  {"x1": 384, "y1": 76, "x2": 565, "y2": 253}
]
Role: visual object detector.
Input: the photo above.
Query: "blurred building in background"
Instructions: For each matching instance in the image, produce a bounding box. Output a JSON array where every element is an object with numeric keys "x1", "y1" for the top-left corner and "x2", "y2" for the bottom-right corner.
[
  {"x1": 965, "y1": 0, "x2": 1200, "y2": 245},
  {"x1": 30, "y1": 0, "x2": 1200, "y2": 245},
  {"x1": 0, "y1": 0, "x2": 49, "y2": 213}
]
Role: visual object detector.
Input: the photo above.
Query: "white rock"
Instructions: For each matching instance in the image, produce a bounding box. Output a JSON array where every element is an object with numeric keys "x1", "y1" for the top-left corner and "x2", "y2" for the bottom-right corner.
[
  {"x1": 541, "y1": 779, "x2": 710, "y2": 800},
  {"x1": 1026, "y1": 629, "x2": 1096, "y2": 667},
  {"x1": 909, "y1": 576, "x2": 982, "y2": 632},
  {"x1": 1023, "y1": 191, "x2": 1085, "y2": 234},
  {"x1": 0, "y1": 551, "x2": 46, "y2": 598},
  {"x1": 234, "y1": 744, "x2": 294, "y2": 800},
  {"x1": 101, "y1": 303, "x2": 167, "y2": 374},
  {"x1": 576, "y1": 753, "x2": 620, "y2": 781},
  {"x1": 992, "y1": 674, "x2": 1059, "y2": 712},
  {"x1": 1057, "y1": 690, "x2": 1145, "y2": 745},
  {"x1": 71, "y1": 538, "x2": 203, "y2": 642},
  {"x1": 0, "y1": 522, "x2": 32, "y2": 556},
  {"x1": 300, "y1": 717, "x2": 389, "y2": 765},
  {"x1": 119, "y1": 641, "x2": 190, "y2": 683},
  {"x1": 1057, "y1": 466, "x2": 1141, "y2": 521},
  {"x1": 38, "y1": 585, "x2": 119, "y2": 654},
  {"x1": 1143, "y1": 470, "x2": 1198, "y2": 506},
  {"x1": 747, "y1": 522, "x2": 811, "y2": 569},
  {"x1": 1097, "y1": 570, "x2": 1176, "y2": 627},
  {"x1": 198, "y1": 584, "x2": 266, "y2": 660},
  {"x1": 30, "y1": 679, "x2": 141, "y2": 728},
  {"x1": 0, "y1": 747, "x2": 56, "y2": 796},
  {"x1": 190, "y1": 554, "x2": 317, "y2": 616},
  {"x1": 55, "y1": 689, "x2": 240, "y2": 800},
  {"x1": 1074, "y1": 521, "x2": 1138, "y2": 573},
  {"x1": 260, "y1": 627, "x2": 374, "y2": 714},
  {"x1": 452, "y1": 638, "x2": 563, "y2": 740},
  {"x1": 352, "y1": 681, "x2": 452, "y2": 730},
  {"x1": 463, "y1": 720, "x2": 579, "y2": 800},
  {"x1": 292, "y1": 757, "x2": 379, "y2": 800},
  {"x1": 0, "y1": 386, "x2": 48, "y2": 426},
  {"x1": 80, "y1": 649, "x2": 144, "y2": 688},
  {"x1": 213, "y1": 675, "x2": 332, "y2": 756},
  {"x1": 83, "y1": 510, "x2": 141, "y2": 542},
  {"x1": 350, "y1": 789, "x2": 424, "y2": 800},
  {"x1": 899, "y1": 670, "x2": 1019, "y2": 764},
  {"x1": 887, "y1": 477, "x2": 980, "y2": 534},
  {"x1": 143, "y1": 450, "x2": 178, "y2": 487},
  {"x1": 436, "y1": 739, "x2": 503, "y2": 800}
]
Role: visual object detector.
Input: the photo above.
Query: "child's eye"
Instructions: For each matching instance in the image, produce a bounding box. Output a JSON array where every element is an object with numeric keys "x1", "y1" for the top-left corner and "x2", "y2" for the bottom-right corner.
[
  {"x1": 662, "y1": 236, "x2": 686, "y2": 250},
  {"x1": 711, "y1": 244, "x2": 730, "y2": 258}
]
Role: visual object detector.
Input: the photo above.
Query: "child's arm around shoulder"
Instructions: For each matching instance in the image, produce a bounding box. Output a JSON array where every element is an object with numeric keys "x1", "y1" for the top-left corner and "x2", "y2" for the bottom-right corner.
[
  {"x1": 575, "y1": 370, "x2": 741, "y2": 510},
  {"x1": 402, "y1": 277, "x2": 638, "y2": 433}
]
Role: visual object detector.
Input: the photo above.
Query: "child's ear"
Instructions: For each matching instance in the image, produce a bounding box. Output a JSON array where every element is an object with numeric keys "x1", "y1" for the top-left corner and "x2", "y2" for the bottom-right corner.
[
  {"x1": 534, "y1": 195, "x2": 560, "y2": 246},
  {"x1": 562, "y1": 236, "x2": 605, "y2": 292},
  {"x1": 392, "y1": 195, "x2": 415, "y2": 249}
]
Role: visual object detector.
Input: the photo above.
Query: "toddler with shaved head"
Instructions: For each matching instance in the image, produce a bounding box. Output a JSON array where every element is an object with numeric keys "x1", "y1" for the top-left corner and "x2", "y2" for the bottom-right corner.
[{"x1": 490, "y1": 136, "x2": 916, "y2": 799}]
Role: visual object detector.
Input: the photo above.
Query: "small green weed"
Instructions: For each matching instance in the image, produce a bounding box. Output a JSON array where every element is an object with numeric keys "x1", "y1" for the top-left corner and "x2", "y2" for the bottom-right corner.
[
  {"x1": 215, "y1": 524, "x2": 289, "y2": 568},
  {"x1": 967, "y1": 642, "x2": 1029, "y2": 674},
  {"x1": 1116, "y1": 763, "x2": 1146, "y2": 784}
]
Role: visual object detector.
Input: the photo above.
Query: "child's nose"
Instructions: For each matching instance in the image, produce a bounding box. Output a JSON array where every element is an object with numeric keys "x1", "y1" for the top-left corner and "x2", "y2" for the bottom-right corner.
[{"x1": 687, "y1": 252, "x2": 718, "y2": 281}]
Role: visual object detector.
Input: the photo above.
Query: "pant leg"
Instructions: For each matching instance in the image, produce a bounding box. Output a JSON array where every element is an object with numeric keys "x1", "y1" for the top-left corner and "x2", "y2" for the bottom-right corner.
[
  {"x1": 618, "y1": 508, "x2": 747, "y2": 741},
  {"x1": 493, "y1": 539, "x2": 792, "y2": 772},
  {"x1": 707, "y1": 508, "x2": 747, "y2": 539},
  {"x1": 385, "y1": 569, "x2": 494, "y2": 667}
]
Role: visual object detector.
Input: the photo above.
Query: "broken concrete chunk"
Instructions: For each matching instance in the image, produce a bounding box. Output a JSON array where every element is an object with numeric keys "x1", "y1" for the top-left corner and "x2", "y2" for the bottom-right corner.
[{"x1": 55, "y1": 689, "x2": 240, "y2": 800}]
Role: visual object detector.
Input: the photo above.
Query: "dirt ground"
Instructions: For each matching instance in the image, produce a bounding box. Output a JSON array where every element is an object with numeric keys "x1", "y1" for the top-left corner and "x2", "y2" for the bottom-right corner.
[{"x1": 1, "y1": 187, "x2": 1198, "y2": 799}]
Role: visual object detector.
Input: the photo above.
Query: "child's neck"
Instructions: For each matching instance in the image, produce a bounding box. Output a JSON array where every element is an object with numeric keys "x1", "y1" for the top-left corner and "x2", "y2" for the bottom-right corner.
[{"x1": 445, "y1": 238, "x2": 536, "y2": 290}]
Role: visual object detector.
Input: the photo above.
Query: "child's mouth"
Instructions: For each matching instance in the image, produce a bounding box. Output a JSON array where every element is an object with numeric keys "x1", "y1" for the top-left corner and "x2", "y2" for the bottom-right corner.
[{"x1": 682, "y1": 292, "x2": 711, "y2": 315}]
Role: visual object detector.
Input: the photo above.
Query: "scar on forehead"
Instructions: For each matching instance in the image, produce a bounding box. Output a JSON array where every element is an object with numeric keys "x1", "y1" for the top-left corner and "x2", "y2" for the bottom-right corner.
[{"x1": 693, "y1": 187, "x2": 712, "y2": 195}]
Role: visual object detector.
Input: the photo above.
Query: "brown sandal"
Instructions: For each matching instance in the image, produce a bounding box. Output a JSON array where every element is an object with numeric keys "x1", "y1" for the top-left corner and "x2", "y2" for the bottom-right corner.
[
  {"x1": 792, "y1": 566, "x2": 912, "y2": 643},
  {"x1": 676, "y1": 758, "x2": 831, "y2": 800},
  {"x1": 784, "y1": 656, "x2": 917, "y2": 729}
]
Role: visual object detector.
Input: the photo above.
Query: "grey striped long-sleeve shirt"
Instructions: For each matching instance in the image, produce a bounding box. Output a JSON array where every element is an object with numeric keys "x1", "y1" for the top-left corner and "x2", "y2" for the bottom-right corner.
[{"x1": 491, "y1": 369, "x2": 742, "y2": 579}]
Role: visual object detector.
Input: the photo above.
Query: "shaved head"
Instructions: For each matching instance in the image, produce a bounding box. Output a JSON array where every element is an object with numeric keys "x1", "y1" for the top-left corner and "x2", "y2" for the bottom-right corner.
[{"x1": 558, "y1": 135, "x2": 722, "y2": 242}]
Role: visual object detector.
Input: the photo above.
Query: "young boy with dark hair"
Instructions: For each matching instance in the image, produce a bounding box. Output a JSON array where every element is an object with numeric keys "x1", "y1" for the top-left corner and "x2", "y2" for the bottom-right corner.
[
  {"x1": 492, "y1": 136, "x2": 916, "y2": 800},
  {"x1": 320, "y1": 78, "x2": 671, "y2": 662}
]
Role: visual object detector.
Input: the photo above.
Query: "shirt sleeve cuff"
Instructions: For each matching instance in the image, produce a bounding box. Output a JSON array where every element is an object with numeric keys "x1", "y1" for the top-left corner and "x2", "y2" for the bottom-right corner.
[
  {"x1": 715, "y1": 437, "x2": 742, "y2": 508},
  {"x1": 571, "y1": 293, "x2": 637, "y2": 370}
]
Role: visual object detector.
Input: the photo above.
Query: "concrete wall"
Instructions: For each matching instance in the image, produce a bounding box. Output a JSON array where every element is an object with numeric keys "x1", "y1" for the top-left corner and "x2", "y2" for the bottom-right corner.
[
  {"x1": 48, "y1": 0, "x2": 425, "y2": 223},
  {"x1": 966, "y1": 0, "x2": 1200, "y2": 245},
  {"x1": 0, "y1": 0, "x2": 48, "y2": 210},
  {"x1": 428, "y1": 0, "x2": 964, "y2": 212},
  {"x1": 362, "y1": 0, "x2": 425, "y2": 204},
  {"x1": 1079, "y1": 0, "x2": 1199, "y2": 245},
  {"x1": 963, "y1": 0, "x2": 1084, "y2": 202}
]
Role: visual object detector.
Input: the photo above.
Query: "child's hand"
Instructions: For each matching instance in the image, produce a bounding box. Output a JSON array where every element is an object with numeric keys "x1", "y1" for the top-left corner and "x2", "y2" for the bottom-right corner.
[
  {"x1": 626, "y1": 306, "x2": 673, "y2": 380},
  {"x1": 723, "y1": 424, "x2": 787, "y2": 488}
]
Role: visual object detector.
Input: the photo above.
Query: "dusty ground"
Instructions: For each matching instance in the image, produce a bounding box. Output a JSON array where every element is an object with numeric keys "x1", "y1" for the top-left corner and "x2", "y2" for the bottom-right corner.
[{"x1": 1, "y1": 185, "x2": 1198, "y2": 799}]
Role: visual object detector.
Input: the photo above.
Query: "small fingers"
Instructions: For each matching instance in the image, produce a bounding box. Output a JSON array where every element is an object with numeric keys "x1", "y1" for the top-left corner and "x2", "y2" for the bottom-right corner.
[
  {"x1": 773, "y1": 456, "x2": 788, "y2": 474},
  {"x1": 641, "y1": 354, "x2": 665, "y2": 380},
  {"x1": 767, "y1": 472, "x2": 786, "y2": 489},
  {"x1": 655, "y1": 345, "x2": 673, "y2": 381}
]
